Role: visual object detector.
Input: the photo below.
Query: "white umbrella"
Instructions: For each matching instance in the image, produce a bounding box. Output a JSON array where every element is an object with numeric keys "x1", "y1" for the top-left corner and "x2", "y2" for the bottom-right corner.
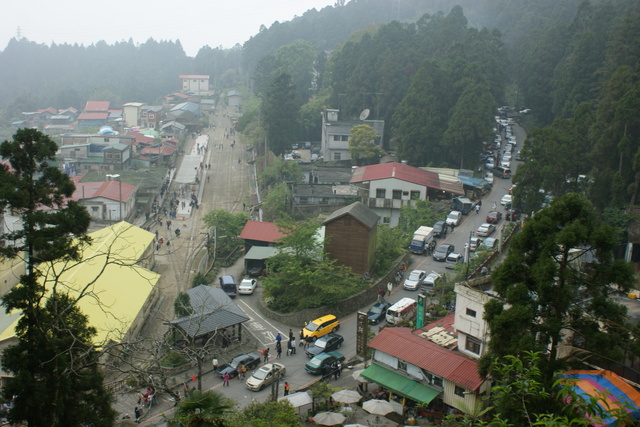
[
  {"x1": 312, "y1": 411, "x2": 347, "y2": 426},
  {"x1": 363, "y1": 399, "x2": 394, "y2": 416},
  {"x1": 344, "y1": 424, "x2": 368, "y2": 427},
  {"x1": 331, "y1": 389, "x2": 362, "y2": 404},
  {"x1": 278, "y1": 391, "x2": 312, "y2": 408},
  {"x1": 351, "y1": 369, "x2": 369, "y2": 383}
]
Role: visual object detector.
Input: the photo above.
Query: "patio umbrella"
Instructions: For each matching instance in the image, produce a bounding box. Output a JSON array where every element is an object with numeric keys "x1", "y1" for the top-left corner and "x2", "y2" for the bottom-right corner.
[
  {"x1": 332, "y1": 389, "x2": 362, "y2": 404},
  {"x1": 313, "y1": 411, "x2": 347, "y2": 426},
  {"x1": 278, "y1": 391, "x2": 312, "y2": 408},
  {"x1": 352, "y1": 369, "x2": 369, "y2": 383},
  {"x1": 363, "y1": 399, "x2": 394, "y2": 416},
  {"x1": 344, "y1": 424, "x2": 368, "y2": 427}
]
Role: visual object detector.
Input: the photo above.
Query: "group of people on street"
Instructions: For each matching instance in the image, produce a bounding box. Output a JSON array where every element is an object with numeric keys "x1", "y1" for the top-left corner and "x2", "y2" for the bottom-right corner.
[{"x1": 321, "y1": 360, "x2": 343, "y2": 382}]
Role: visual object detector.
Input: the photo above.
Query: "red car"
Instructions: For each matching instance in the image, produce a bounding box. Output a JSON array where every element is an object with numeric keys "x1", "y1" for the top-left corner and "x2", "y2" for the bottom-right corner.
[{"x1": 486, "y1": 211, "x2": 502, "y2": 224}]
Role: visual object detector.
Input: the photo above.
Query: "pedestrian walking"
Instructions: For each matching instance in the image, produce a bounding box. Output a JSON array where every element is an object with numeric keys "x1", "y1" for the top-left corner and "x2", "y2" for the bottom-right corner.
[
  {"x1": 387, "y1": 281, "x2": 393, "y2": 296},
  {"x1": 263, "y1": 347, "x2": 270, "y2": 362},
  {"x1": 134, "y1": 406, "x2": 142, "y2": 423},
  {"x1": 276, "y1": 343, "x2": 282, "y2": 358},
  {"x1": 289, "y1": 329, "x2": 294, "y2": 341},
  {"x1": 287, "y1": 340, "x2": 293, "y2": 356},
  {"x1": 475, "y1": 204, "x2": 480, "y2": 214},
  {"x1": 290, "y1": 337, "x2": 296, "y2": 354},
  {"x1": 212, "y1": 357, "x2": 219, "y2": 371},
  {"x1": 284, "y1": 382, "x2": 290, "y2": 396},
  {"x1": 223, "y1": 372, "x2": 230, "y2": 386},
  {"x1": 275, "y1": 333, "x2": 282, "y2": 344}
]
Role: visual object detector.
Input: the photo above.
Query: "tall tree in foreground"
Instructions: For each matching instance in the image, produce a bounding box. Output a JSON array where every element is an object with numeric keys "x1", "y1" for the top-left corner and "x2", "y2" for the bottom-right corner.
[
  {"x1": 481, "y1": 193, "x2": 634, "y2": 388},
  {"x1": 261, "y1": 73, "x2": 298, "y2": 156},
  {"x1": 0, "y1": 129, "x2": 115, "y2": 426}
]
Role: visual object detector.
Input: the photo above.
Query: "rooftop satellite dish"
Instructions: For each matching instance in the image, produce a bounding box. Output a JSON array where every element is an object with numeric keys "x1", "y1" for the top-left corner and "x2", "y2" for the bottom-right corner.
[{"x1": 359, "y1": 108, "x2": 370, "y2": 121}]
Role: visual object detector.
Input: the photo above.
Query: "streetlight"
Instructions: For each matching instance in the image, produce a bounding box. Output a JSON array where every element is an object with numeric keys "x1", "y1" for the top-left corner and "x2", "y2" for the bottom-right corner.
[{"x1": 106, "y1": 174, "x2": 122, "y2": 222}]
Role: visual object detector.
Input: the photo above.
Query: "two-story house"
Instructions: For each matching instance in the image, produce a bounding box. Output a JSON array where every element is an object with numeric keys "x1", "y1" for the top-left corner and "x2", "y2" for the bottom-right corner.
[
  {"x1": 363, "y1": 326, "x2": 490, "y2": 417},
  {"x1": 453, "y1": 277, "x2": 496, "y2": 359},
  {"x1": 350, "y1": 162, "x2": 464, "y2": 226},
  {"x1": 179, "y1": 75, "x2": 209, "y2": 94},
  {"x1": 320, "y1": 109, "x2": 384, "y2": 162}
]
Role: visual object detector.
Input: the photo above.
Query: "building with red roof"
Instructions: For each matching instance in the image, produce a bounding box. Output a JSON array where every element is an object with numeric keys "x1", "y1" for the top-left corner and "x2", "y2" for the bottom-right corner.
[
  {"x1": 72, "y1": 180, "x2": 136, "y2": 222},
  {"x1": 84, "y1": 101, "x2": 111, "y2": 112},
  {"x1": 363, "y1": 326, "x2": 490, "y2": 416},
  {"x1": 350, "y1": 162, "x2": 463, "y2": 226},
  {"x1": 238, "y1": 221, "x2": 286, "y2": 250}
]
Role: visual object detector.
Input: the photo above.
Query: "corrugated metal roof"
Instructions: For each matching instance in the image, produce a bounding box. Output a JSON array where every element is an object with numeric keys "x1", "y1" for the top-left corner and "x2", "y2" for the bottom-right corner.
[
  {"x1": 169, "y1": 286, "x2": 249, "y2": 337},
  {"x1": 78, "y1": 112, "x2": 109, "y2": 120},
  {"x1": 84, "y1": 101, "x2": 110, "y2": 112},
  {"x1": 323, "y1": 202, "x2": 379, "y2": 229},
  {"x1": 238, "y1": 221, "x2": 286, "y2": 243},
  {"x1": 72, "y1": 180, "x2": 136, "y2": 203},
  {"x1": 368, "y1": 327, "x2": 485, "y2": 391},
  {"x1": 351, "y1": 162, "x2": 439, "y2": 187}
]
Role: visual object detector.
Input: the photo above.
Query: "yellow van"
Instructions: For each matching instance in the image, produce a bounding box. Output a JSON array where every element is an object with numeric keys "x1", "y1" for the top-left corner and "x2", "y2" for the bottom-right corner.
[{"x1": 302, "y1": 315, "x2": 340, "y2": 341}]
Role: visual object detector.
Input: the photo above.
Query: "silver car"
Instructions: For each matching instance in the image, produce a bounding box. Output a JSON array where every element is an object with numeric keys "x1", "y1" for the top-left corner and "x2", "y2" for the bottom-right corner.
[{"x1": 403, "y1": 270, "x2": 426, "y2": 291}]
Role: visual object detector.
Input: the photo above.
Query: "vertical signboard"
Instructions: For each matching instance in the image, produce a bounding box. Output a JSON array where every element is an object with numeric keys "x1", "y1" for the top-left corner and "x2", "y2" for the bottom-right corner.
[
  {"x1": 416, "y1": 293, "x2": 426, "y2": 329},
  {"x1": 356, "y1": 311, "x2": 369, "y2": 358}
]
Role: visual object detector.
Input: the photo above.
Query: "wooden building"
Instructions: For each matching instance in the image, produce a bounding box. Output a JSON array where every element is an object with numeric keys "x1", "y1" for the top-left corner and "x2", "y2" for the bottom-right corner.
[{"x1": 323, "y1": 202, "x2": 379, "y2": 275}]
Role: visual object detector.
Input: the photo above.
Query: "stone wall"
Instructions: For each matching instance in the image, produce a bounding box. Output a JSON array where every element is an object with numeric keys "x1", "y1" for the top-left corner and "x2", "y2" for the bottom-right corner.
[{"x1": 255, "y1": 253, "x2": 412, "y2": 328}]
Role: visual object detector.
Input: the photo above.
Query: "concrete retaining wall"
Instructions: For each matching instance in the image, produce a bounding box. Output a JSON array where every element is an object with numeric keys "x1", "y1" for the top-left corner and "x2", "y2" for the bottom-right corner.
[{"x1": 255, "y1": 253, "x2": 412, "y2": 328}]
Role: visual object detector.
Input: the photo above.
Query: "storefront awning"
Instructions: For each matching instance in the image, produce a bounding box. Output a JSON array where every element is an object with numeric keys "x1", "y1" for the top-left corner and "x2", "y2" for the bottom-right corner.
[{"x1": 361, "y1": 364, "x2": 441, "y2": 404}]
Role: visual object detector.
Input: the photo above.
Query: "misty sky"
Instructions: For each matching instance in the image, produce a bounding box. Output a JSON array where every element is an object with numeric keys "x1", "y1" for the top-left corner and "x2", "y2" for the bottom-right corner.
[{"x1": 1, "y1": 0, "x2": 337, "y2": 56}]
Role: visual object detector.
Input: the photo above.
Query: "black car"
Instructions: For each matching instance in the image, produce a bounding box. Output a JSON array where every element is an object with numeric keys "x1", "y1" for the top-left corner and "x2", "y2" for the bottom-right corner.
[
  {"x1": 433, "y1": 244, "x2": 455, "y2": 262},
  {"x1": 506, "y1": 209, "x2": 521, "y2": 221},
  {"x1": 305, "y1": 333, "x2": 344, "y2": 358},
  {"x1": 217, "y1": 353, "x2": 261, "y2": 378},
  {"x1": 367, "y1": 301, "x2": 391, "y2": 325},
  {"x1": 433, "y1": 220, "x2": 447, "y2": 238}
]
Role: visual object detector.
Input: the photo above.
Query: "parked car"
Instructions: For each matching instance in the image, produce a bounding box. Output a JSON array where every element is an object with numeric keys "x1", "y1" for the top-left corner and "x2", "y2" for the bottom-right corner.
[
  {"x1": 305, "y1": 351, "x2": 345, "y2": 375},
  {"x1": 423, "y1": 271, "x2": 442, "y2": 287},
  {"x1": 484, "y1": 237, "x2": 499, "y2": 249},
  {"x1": 433, "y1": 243, "x2": 455, "y2": 261},
  {"x1": 485, "y1": 158, "x2": 496, "y2": 169},
  {"x1": 246, "y1": 363, "x2": 286, "y2": 391},
  {"x1": 506, "y1": 209, "x2": 521, "y2": 221},
  {"x1": 433, "y1": 220, "x2": 447, "y2": 237},
  {"x1": 302, "y1": 315, "x2": 340, "y2": 341},
  {"x1": 217, "y1": 353, "x2": 261, "y2": 379},
  {"x1": 446, "y1": 211, "x2": 462, "y2": 227},
  {"x1": 476, "y1": 223, "x2": 496, "y2": 237},
  {"x1": 445, "y1": 252, "x2": 464, "y2": 269},
  {"x1": 501, "y1": 194, "x2": 513, "y2": 206},
  {"x1": 238, "y1": 278, "x2": 258, "y2": 295},
  {"x1": 367, "y1": 301, "x2": 391, "y2": 325},
  {"x1": 486, "y1": 211, "x2": 502, "y2": 224},
  {"x1": 515, "y1": 151, "x2": 522, "y2": 161},
  {"x1": 403, "y1": 270, "x2": 427, "y2": 291},
  {"x1": 484, "y1": 172, "x2": 494, "y2": 184},
  {"x1": 305, "y1": 333, "x2": 344, "y2": 358},
  {"x1": 247, "y1": 265, "x2": 265, "y2": 277},
  {"x1": 469, "y1": 236, "x2": 483, "y2": 252}
]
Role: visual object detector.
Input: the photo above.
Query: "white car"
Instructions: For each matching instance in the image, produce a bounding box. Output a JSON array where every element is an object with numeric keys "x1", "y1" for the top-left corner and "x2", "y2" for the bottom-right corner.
[
  {"x1": 469, "y1": 236, "x2": 483, "y2": 252},
  {"x1": 476, "y1": 223, "x2": 496, "y2": 237},
  {"x1": 423, "y1": 271, "x2": 442, "y2": 291},
  {"x1": 403, "y1": 270, "x2": 427, "y2": 291},
  {"x1": 501, "y1": 194, "x2": 513, "y2": 206},
  {"x1": 446, "y1": 211, "x2": 462, "y2": 227},
  {"x1": 484, "y1": 172, "x2": 494, "y2": 184},
  {"x1": 238, "y1": 278, "x2": 258, "y2": 295}
]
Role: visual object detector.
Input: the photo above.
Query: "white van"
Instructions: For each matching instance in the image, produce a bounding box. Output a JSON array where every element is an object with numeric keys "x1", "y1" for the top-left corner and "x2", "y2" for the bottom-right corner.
[{"x1": 385, "y1": 297, "x2": 417, "y2": 325}]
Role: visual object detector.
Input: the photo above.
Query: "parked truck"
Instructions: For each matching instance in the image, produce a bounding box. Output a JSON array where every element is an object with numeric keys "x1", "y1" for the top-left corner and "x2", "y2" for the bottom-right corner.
[
  {"x1": 409, "y1": 226, "x2": 434, "y2": 254},
  {"x1": 452, "y1": 197, "x2": 475, "y2": 215}
]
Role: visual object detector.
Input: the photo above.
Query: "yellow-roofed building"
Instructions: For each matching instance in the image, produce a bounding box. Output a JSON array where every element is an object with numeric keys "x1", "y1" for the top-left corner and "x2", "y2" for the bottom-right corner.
[{"x1": 0, "y1": 221, "x2": 160, "y2": 350}]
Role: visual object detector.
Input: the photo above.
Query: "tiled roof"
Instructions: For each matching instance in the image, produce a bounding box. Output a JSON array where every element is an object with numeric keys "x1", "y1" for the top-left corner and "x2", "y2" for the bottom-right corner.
[
  {"x1": 368, "y1": 327, "x2": 485, "y2": 391},
  {"x1": 323, "y1": 202, "x2": 379, "y2": 229},
  {"x1": 84, "y1": 101, "x2": 110, "y2": 112},
  {"x1": 238, "y1": 221, "x2": 286, "y2": 243},
  {"x1": 72, "y1": 180, "x2": 136, "y2": 203},
  {"x1": 78, "y1": 112, "x2": 108, "y2": 120},
  {"x1": 350, "y1": 162, "x2": 439, "y2": 188}
]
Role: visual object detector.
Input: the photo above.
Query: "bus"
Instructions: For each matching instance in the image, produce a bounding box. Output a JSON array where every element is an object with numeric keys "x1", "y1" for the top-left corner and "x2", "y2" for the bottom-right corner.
[{"x1": 385, "y1": 297, "x2": 417, "y2": 325}]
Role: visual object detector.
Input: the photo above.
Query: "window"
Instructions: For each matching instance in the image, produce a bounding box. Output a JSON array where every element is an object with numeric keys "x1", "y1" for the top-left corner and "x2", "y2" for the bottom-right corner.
[
  {"x1": 376, "y1": 189, "x2": 386, "y2": 198},
  {"x1": 149, "y1": 113, "x2": 155, "y2": 119},
  {"x1": 104, "y1": 138, "x2": 110, "y2": 142},
  {"x1": 465, "y1": 336, "x2": 481, "y2": 355},
  {"x1": 403, "y1": 191, "x2": 409, "y2": 197},
  {"x1": 398, "y1": 360, "x2": 407, "y2": 372},
  {"x1": 341, "y1": 135, "x2": 349, "y2": 141},
  {"x1": 382, "y1": 216, "x2": 390, "y2": 224},
  {"x1": 466, "y1": 308, "x2": 477, "y2": 318},
  {"x1": 334, "y1": 153, "x2": 341, "y2": 160},
  {"x1": 91, "y1": 207, "x2": 99, "y2": 212},
  {"x1": 392, "y1": 190, "x2": 402, "y2": 200},
  {"x1": 424, "y1": 371, "x2": 444, "y2": 388},
  {"x1": 455, "y1": 386, "x2": 466, "y2": 397},
  {"x1": 410, "y1": 191, "x2": 420, "y2": 200},
  {"x1": 333, "y1": 135, "x2": 341, "y2": 141}
]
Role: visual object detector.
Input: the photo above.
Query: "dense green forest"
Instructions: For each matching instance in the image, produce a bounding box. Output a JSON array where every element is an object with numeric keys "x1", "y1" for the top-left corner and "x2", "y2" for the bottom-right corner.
[{"x1": 1, "y1": 0, "x2": 640, "y2": 209}]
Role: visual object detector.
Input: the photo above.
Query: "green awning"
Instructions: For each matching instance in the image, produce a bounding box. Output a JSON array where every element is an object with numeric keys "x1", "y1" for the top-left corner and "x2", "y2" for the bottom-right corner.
[
  {"x1": 244, "y1": 246, "x2": 279, "y2": 260},
  {"x1": 361, "y1": 364, "x2": 440, "y2": 404}
]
